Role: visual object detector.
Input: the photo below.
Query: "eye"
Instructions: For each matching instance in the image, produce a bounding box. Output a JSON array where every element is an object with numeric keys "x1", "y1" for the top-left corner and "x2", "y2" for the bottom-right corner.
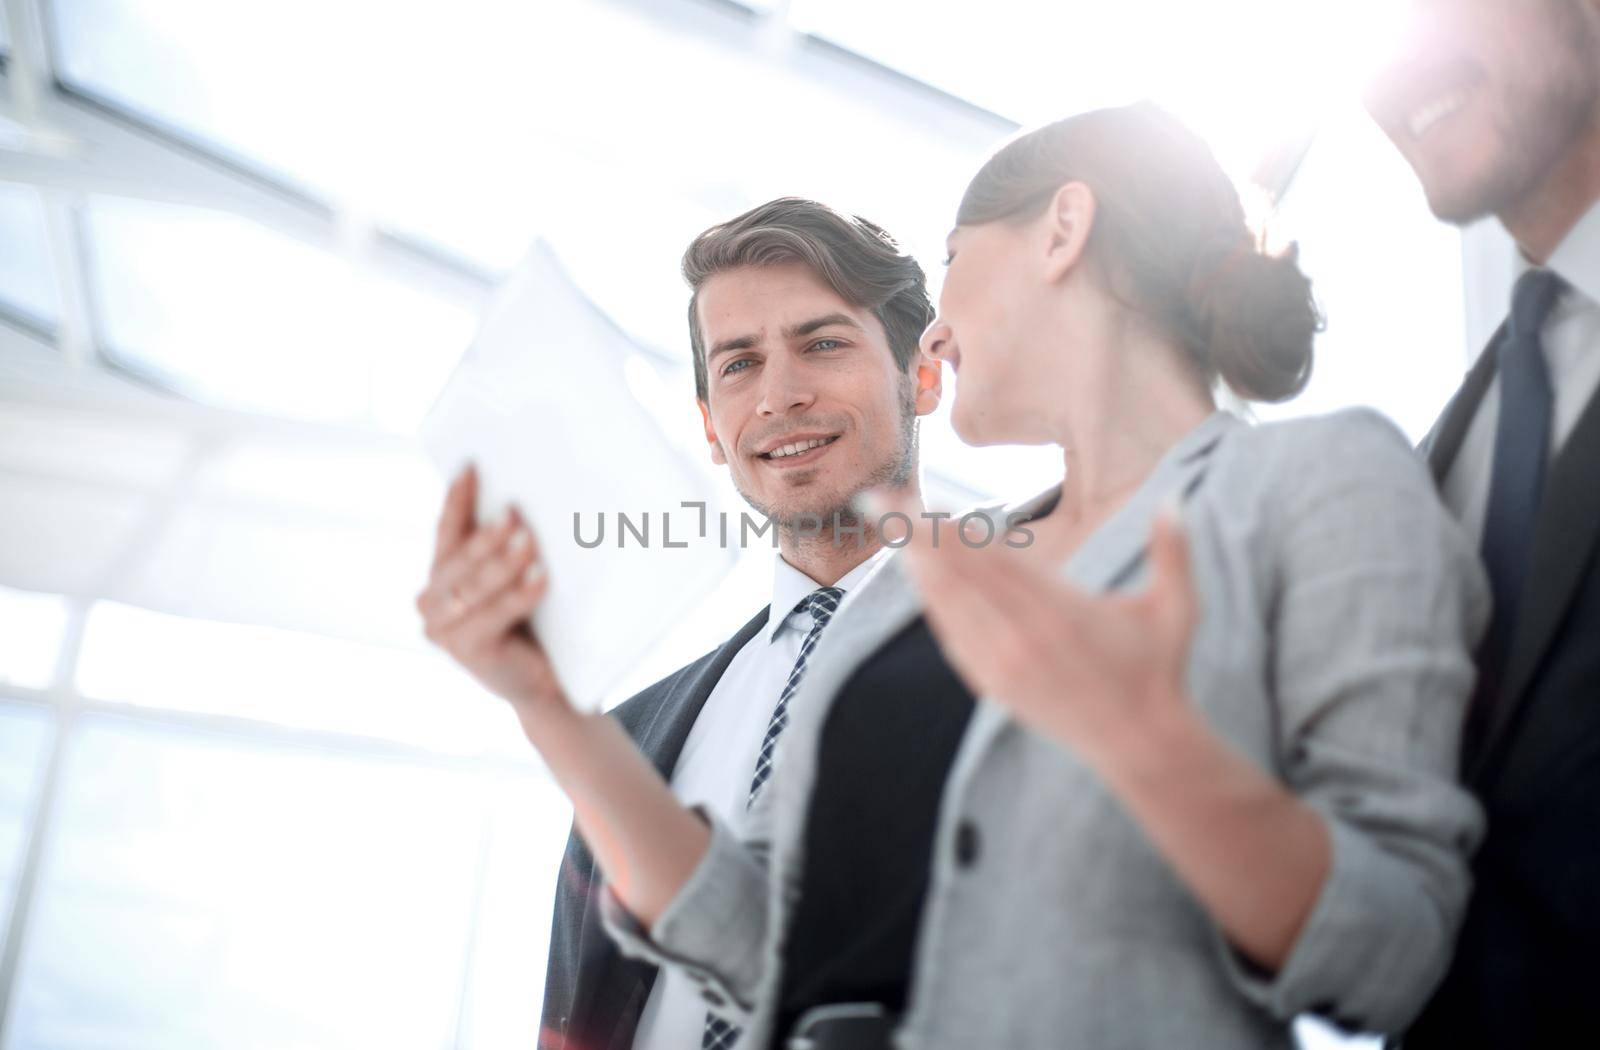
[
  {"x1": 809, "y1": 338, "x2": 845, "y2": 352},
  {"x1": 942, "y1": 253, "x2": 955, "y2": 268},
  {"x1": 721, "y1": 358, "x2": 754, "y2": 377}
]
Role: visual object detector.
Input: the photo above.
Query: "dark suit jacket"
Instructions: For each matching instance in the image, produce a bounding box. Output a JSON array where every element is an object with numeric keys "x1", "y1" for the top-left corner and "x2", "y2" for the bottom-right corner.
[
  {"x1": 1408, "y1": 327, "x2": 1600, "y2": 1048},
  {"x1": 537, "y1": 605, "x2": 770, "y2": 1050}
]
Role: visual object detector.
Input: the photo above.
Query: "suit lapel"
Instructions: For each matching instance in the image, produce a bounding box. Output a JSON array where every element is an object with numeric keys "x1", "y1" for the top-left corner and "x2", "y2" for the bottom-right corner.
[
  {"x1": 1474, "y1": 378, "x2": 1600, "y2": 777},
  {"x1": 566, "y1": 605, "x2": 771, "y2": 1047},
  {"x1": 635, "y1": 604, "x2": 772, "y2": 777},
  {"x1": 1426, "y1": 330, "x2": 1502, "y2": 483}
]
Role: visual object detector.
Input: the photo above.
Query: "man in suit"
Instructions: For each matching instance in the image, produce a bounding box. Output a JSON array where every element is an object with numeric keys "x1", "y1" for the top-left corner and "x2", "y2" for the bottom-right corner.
[
  {"x1": 415, "y1": 198, "x2": 942, "y2": 1050},
  {"x1": 1364, "y1": 2, "x2": 1600, "y2": 1045}
]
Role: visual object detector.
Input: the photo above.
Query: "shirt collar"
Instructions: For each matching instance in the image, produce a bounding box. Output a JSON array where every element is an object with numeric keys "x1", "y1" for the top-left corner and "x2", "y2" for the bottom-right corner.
[
  {"x1": 766, "y1": 545, "x2": 889, "y2": 642},
  {"x1": 1518, "y1": 198, "x2": 1600, "y2": 310}
]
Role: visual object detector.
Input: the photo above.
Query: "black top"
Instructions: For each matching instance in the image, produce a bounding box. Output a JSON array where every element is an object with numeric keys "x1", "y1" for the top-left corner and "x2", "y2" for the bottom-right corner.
[{"x1": 772, "y1": 615, "x2": 977, "y2": 1043}]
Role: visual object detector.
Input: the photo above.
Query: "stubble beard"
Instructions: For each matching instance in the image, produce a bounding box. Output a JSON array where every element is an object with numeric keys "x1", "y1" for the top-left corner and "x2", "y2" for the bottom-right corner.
[
  {"x1": 735, "y1": 379, "x2": 919, "y2": 546},
  {"x1": 1433, "y1": 11, "x2": 1600, "y2": 225}
]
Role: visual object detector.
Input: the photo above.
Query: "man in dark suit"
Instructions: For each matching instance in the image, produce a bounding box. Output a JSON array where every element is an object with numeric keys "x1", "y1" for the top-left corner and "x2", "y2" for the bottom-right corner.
[
  {"x1": 417, "y1": 198, "x2": 944, "y2": 1050},
  {"x1": 1364, "y1": 1, "x2": 1600, "y2": 1045}
]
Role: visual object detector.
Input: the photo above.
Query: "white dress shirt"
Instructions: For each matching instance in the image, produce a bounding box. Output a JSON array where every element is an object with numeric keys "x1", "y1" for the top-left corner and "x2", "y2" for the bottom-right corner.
[
  {"x1": 1443, "y1": 201, "x2": 1600, "y2": 538},
  {"x1": 630, "y1": 545, "x2": 890, "y2": 1050}
]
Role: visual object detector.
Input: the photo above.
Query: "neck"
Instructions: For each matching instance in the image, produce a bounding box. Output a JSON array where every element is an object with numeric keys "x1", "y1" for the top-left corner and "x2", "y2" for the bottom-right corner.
[
  {"x1": 777, "y1": 493, "x2": 915, "y2": 586},
  {"x1": 1501, "y1": 116, "x2": 1600, "y2": 264},
  {"x1": 1050, "y1": 318, "x2": 1214, "y2": 525}
]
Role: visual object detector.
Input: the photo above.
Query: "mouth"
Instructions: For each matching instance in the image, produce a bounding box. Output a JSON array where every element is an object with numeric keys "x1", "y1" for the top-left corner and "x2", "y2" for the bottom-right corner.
[
  {"x1": 1406, "y1": 87, "x2": 1473, "y2": 141},
  {"x1": 1381, "y1": 57, "x2": 1484, "y2": 146},
  {"x1": 756, "y1": 433, "x2": 842, "y2": 467}
]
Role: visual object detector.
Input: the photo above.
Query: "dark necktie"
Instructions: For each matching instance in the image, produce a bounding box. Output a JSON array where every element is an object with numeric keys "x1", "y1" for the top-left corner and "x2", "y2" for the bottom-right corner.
[
  {"x1": 1471, "y1": 268, "x2": 1565, "y2": 736},
  {"x1": 702, "y1": 585, "x2": 844, "y2": 1050}
]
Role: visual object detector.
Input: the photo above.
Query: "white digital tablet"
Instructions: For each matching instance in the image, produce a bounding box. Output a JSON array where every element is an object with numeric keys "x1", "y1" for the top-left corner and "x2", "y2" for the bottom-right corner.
[{"x1": 420, "y1": 240, "x2": 737, "y2": 712}]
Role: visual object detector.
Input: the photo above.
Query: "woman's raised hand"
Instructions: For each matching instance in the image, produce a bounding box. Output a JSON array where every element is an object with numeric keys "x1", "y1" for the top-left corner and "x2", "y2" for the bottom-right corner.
[{"x1": 869, "y1": 490, "x2": 1202, "y2": 768}]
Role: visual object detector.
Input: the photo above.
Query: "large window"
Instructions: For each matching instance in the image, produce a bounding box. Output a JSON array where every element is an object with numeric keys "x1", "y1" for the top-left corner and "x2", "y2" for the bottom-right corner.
[
  {"x1": 82, "y1": 196, "x2": 476, "y2": 427},
  {"x1": 0, "y1": 184, "x2": 59, "y2": 334},
  {"x1": 0, "y1": 589, "x2": 571, "y2": 1049}
]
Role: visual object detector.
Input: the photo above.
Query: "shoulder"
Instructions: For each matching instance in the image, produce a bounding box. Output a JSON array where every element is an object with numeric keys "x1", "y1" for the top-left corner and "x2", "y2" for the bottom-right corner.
[
  {"x1": 1231, "y1": 405, "x2": 1416, "y2": 464},
  {"x1": 605, "y1": 607, "x2": 769, "y2": 739},
  {"x1": 1215, "y1": 408, "x2": 1482, "y2": 600},
  {"x1": 607, "y1": 661, "x2": 698, "y2": 737},
  {"x1": 1223, "y1": 407, "x2": 1431, "y2": 505}
]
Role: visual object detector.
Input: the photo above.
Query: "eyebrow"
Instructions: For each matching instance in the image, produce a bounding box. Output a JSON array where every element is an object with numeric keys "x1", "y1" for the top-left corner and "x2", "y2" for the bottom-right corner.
[
  {"x1": 784, "y1": 313, "x2": 865, "y2": 340},
  {"x1": 707, "y1": 313, "x2": 865, "y2": 362},
  {"x1": 707, "y1": 333, "x2": 759, "y2": 362}
]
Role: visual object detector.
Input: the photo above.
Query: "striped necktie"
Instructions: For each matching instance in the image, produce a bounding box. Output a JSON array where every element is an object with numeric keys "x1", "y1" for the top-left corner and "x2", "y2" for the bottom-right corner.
[{"x1": 702, "y1": 585, "x2": 844, "y2": 1050}]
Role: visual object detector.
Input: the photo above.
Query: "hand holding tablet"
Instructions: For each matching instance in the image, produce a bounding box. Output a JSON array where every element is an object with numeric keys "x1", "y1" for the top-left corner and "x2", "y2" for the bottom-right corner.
[
  {"x1": 416, "y1": 240, "x2": 735, "y2": 714},
  {"x1": 415, "y1": 463, "x2": 570, "y2": 725}
]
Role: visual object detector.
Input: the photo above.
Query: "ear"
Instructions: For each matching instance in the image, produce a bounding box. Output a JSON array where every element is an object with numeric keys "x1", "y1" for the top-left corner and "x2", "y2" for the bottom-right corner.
[
  {"x1": 697, "y1": 398, "x2": 728, "y2": 466},
  {"x1": 1041, "y1": 181, "x2": 1097, "y2": 284},
  {"x1": 912, "y1": 353, "x2": 942, "y2": 417}
]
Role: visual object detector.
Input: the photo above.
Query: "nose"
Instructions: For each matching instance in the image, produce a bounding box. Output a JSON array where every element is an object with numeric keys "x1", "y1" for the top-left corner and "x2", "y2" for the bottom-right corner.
[
  {"x1": 754, "y1": 351, "x2": 817, "y2": 417},
  {"x1": 920, "y1": 318, "x2": 955, "y2": 363}
]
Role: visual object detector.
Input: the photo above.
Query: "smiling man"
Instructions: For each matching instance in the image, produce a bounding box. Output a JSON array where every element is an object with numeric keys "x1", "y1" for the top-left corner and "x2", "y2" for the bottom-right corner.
[
  {"x1": 537, "y1": 198, "x2": 941, "y2": 1050},
  {"x1": 1363, "y1": 1, "x2": 1600, "y2": 1046}
]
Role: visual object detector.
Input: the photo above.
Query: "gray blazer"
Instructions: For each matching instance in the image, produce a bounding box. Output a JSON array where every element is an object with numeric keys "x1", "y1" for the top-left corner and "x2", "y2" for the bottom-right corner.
[{"x1": 602, "y1": 409, "x2": 1489, "y2": 1049}]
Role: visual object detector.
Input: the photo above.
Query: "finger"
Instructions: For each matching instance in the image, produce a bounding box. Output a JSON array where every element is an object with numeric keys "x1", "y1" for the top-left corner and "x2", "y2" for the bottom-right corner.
[
  {"x1": 858, "y1": 486, "x2": 915, "y2": 546},
  {"x1": 860, "y1": 485, "x2": 1054, "y2": 638},
  {"x1": 1145, "y1": 503, "x2": 1198, "y2": 639},
  {"x1": 432, "y1": 463, "x2": 479, "y2": 571},
  {"x1": 424, "y1": 509, "x2": 521, "y2": 617},
  {"x1": 909, "y1": 507, "x2": 1047, "y2": 617},
  {"x1": 944, "y1": 547, "x2": 1102, "y2": 691},
  {"x1": 887, "y1": 517, "x2": 1039, "y2": 692},
  {"x1": 508, "y1": 504, "x2": 543, "y2": 566},
  {"x1": 445, "y1": 561, "x2": 551, "y2": 657},
  {"x1": 458, "y1": 522, "x2": 541, "y2": 615},
  {"x1": 862, "y1": 487, "x2": 971, "y2": 583}
]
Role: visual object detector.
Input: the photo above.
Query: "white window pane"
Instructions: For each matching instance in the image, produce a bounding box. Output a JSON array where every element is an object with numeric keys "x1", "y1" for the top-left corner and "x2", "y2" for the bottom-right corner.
[
  {"x1": 48, "y1": 0, "x2": 1002, "y2": 350},
  {"x1": 791, "y1": 0, "x2": 1405, "y2": 184},
  {"x1": 8, "y1": 715, "x2": 491, "y2": 1049},
  {"x1": 75, "y1": 601, "x2": 528, "y2": 759},
  {"x1": 82, "y1": 196, "x2": 477, "y2": 429},
  {"x1": 0, "y1": 705, "x2": 53, "y2": 937},
  {"x1": 0, "y1": 585, "x2": 70, "y2": 690},
  {"x1": 0, "y1": 182, "x2": 60, "y2": 330},
  {"x1": 791, "y1": 0, "x2": 1098, "y2": 122},
  {"x1": 457, "y1": 776, "x2": 573, "y2": 1049}
]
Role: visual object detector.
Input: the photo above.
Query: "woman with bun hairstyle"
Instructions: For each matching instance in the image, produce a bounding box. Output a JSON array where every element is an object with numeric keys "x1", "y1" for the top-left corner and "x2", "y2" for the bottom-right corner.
[
  {"x1": 602, "y1": 103, "x2": 1488, "y2": 1047},
  {"x1": 459, "y1": 104, "x2": 1490, "y2": 1049}
]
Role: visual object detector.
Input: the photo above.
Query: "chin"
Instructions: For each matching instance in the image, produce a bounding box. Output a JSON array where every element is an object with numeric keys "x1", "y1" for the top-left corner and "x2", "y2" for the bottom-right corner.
[
  {"x1": 950, "y1": 394, "x2": 988, "y2": 446},
  {"x1": 755, "y1": 476, "x2": 856, "y2": 527},
  {"x1": 1413, "y1": 145, "x2": 1525, "y2": 224},
  {"x1": 952, "y1": 397, "x2": 1024, "y2": 448},
  {"x1": 1420, "y1": 180, "x2": 1498, "y2": 225},
  {"x1": 949, "y1": 410, "x2": 987, "y2": 447}
]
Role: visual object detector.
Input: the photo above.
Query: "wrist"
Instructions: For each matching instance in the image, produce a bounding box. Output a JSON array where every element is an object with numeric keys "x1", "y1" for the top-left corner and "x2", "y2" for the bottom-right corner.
[
  {"x1": 515, "y1": 690, "x2": 586, "y2": 750},
  {"x1": 1087, "y1": 691, "x2": 1214, "y2": 787}
]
